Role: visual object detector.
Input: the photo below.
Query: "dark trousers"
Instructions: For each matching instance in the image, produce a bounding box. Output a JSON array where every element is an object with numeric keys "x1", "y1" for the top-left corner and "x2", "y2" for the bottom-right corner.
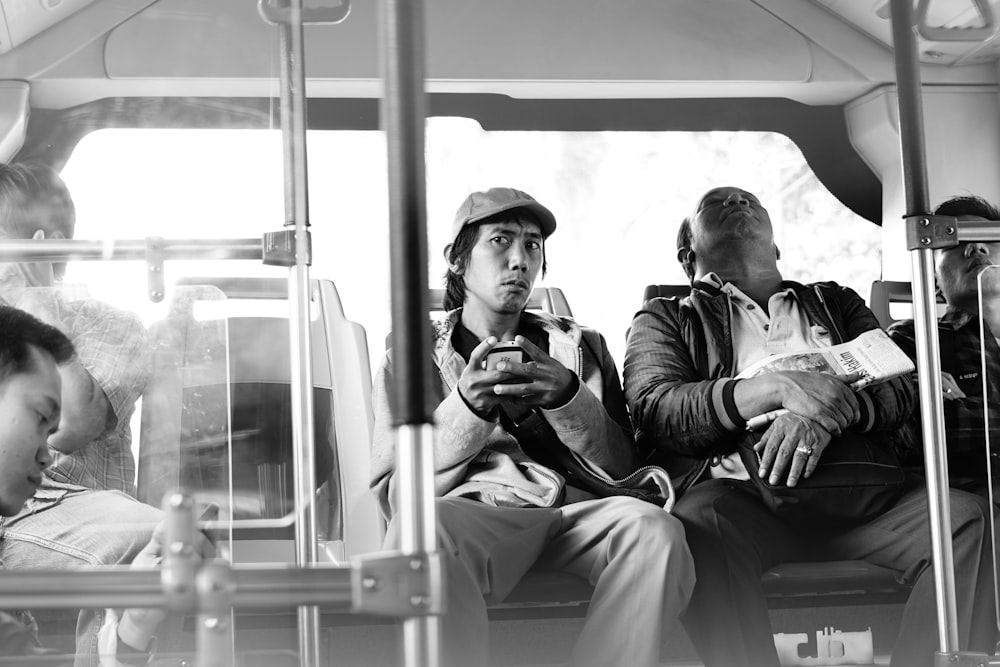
[{"x1": 673, "y1": 479, "x2": 996, "y2": 667}]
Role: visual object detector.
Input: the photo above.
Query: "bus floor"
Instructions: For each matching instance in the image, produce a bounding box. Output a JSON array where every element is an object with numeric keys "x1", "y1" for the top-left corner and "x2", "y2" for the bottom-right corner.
[
  {"x1": 192, "y1": 601, "x2": 904, "y2": 666},
  {"x1": 28, "y1": 602, "x2": 903, "y2": 665}
]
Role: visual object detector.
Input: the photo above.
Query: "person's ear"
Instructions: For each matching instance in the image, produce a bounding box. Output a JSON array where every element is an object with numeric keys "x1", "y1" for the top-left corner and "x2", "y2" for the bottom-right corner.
[
  {"x1": 444, "y1": 244, "x2": 464, "y2": 275},
  {"x1": 31, "y1": 230, "x2": 45, "y2": 241},
  {"x1": 677, "y1": 247, "x2": 696, "y2": 281}
]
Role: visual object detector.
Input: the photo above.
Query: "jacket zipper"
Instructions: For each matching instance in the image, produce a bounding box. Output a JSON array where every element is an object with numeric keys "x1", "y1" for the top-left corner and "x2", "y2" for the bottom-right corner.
[{"x1": 813, "y1": 285, "x2": 845, "y2": 343}]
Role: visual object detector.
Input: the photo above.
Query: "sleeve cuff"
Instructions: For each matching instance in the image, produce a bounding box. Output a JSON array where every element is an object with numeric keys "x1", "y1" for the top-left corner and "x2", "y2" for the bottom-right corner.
[
  {"x1": 713, "y1": 379, "x2": 746, "y2": 431},
  {"x1": 856, "y1": 391, "x2": 875, "y2": 432},
  {"x1": 457, "y1": 388, "x2": 498, "y2": 422}
]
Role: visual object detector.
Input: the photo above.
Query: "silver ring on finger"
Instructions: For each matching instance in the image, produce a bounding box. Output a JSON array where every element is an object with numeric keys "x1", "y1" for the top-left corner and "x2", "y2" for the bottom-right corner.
[{"x1": 795, "y1": 444, "x2": 814, "y2": 458}]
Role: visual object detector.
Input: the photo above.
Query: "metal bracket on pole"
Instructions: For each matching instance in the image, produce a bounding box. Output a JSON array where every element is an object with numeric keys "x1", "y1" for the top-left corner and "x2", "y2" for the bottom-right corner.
[
  {"x1": 258, "y1": 0, "x2": 351, "y2": 25},
  {"x1": 263, "y1": 229, "x2": 311, "y2": 267},
  {"x1": 145, "y1": 236, "x2": 166, "y2": 303},
  {"x1": 162, "y1": 491, "x2": 199, "y2": 613},
  {"x1": 353, "y1": 552, "x2": 443, "y2": 617},
  {"x1": 904, "y1": 214, "x2": 959, "y2": 251},
  {"x1": 195, "y1": 560, "x2": 236, "y2": 667}
]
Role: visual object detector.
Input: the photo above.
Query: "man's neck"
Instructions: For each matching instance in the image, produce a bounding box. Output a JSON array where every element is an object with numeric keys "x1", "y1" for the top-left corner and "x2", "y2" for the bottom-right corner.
[
  {"x1": 981, "y1": 299, "x2": 1000, "y2": 337},
  {"x1": 702, "y1": 260, "x2": 783, "y2": 311},
  {"x1": 459, "y1": 302, "x2": 522, "y2": 341},
  {"x1": 947, "y1": 290, "x2": 1000, "y2": 335}
]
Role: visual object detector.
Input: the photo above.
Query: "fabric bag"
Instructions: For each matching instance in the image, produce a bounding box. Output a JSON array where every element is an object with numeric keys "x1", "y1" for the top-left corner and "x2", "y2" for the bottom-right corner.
[
  {"x1": 499, "y1": 407, "x2": 676, "y2": 510},
  {"x1": 736, "y1": 430, "x2": 905, "y2": 531}
]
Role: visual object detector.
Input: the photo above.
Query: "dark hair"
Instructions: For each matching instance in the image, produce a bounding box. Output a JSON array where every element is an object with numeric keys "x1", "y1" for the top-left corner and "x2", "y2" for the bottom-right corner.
[
  {"x1": 934, "y1": 195, "x2": 1000, "y2": 221},
  {"x1": 0, "y1": 305, "x2": 74, "y2": 384},
  {"x1": 443, "y1": 212, "x2": 548, "y2": 311},
  {"x1": 676, "y1": 216, "x2": 695, "y2": 282},
  {"x1": 0, "y1": 162, "x2": 76, "y2": 280}
]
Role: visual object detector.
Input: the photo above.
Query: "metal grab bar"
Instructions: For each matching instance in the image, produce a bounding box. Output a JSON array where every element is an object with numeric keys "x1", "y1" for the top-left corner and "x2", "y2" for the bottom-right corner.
[
  {"x1": 258, "y1": 0, "x2": 351, "y2": 26},
  {"x1": 0, "y1": 237, "x2": 262, "y2": 262},
  {"x1": 917, "y1": 0, "x2": 997, "y2": 41},
  {"x1": 889, "y1": 0, "x2": 961, "y2": 660}
]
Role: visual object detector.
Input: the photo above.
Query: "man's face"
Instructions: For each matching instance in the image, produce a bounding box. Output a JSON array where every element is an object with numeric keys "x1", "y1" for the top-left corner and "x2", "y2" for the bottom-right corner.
[
  {"x1": 460, "y1": 216, "x2": 544, "y2": 315},
  {"x1": 0, "y1": 345, "x2": 58, "y2": 516},
  {"x1": 689, "y1": 186, "x2": 774, "y2": 253},
  {"x1": 935, "y1": 216, "x2": 1000, "y2": 307}
]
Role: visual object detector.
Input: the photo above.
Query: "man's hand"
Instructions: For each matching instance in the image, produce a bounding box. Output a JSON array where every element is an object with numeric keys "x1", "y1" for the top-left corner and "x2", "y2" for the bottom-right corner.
[
  {"x1": 487, "y1": 336, "x2": 575, "y2": 410},
  {"x1": 754, "y1": 412, "x2": 832, "y2": 487},
  {"x1": 772, "y1": 371, "x2": 862, "y2": 435},
  {"x1": 457, "y1": 337, "x2": 513, "y2": 417},
  {"x1": 117, "y1": 521, "x2": 215, "y2": 649},
  {"x1": 941, "y1": 372, "x2": 966, "y2": 401}
]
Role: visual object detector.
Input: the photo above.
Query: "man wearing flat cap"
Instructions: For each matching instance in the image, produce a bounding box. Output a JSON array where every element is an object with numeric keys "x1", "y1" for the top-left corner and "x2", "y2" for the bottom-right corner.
[{"x1": 370, "y1": 187, "x2": 694, "y2": 667}]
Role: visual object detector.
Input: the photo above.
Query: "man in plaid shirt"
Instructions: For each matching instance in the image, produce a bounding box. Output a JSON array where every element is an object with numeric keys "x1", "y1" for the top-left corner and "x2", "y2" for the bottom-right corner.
[
  {"x1": 0, "y1": 163, "x2": 162, "y2": 666},
  {"x1": 888, "y1": 195, "x2": 1000, "y2": 504}
]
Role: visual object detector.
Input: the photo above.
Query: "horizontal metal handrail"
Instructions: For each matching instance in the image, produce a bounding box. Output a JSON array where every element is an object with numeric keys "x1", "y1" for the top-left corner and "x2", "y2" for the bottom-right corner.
[
  {"x1": 0, "y1": 238, "x2": 262, "y2": 262},
  {"x1": 0, "y1": 564, "x2": 351, "y2": 611},
  {"x1": 956, "y1": 220, "x2": 1000, "y2": 243},
  {"x1": 0, "y1": 549, "x2": 439, "y2": 618}
]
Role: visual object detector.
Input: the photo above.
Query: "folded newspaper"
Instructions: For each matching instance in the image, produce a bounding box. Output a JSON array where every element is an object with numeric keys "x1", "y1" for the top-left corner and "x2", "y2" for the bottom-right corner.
[{"x1": 738, "y1": 328, "x2": 915, "y2": 431}]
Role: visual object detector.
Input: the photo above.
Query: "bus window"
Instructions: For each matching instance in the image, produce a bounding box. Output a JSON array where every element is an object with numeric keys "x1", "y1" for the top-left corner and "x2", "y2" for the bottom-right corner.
[{"x1": 61, "y1": 121, "x2": 878, "y2": 369}]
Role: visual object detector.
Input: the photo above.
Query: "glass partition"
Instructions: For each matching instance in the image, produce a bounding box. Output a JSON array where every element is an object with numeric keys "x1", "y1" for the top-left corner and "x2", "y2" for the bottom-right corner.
[{"x1": 976, "y1": 264, "x2": 1000, "y2": 634}]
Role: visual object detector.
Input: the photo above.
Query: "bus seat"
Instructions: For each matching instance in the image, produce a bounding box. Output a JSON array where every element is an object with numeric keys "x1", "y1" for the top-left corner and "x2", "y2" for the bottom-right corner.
[
  {"x1": 385, "y1": 286, "x2": 575, "y2": 350},
  {"x1": 485, "y1": 558, "x2": 912, "y2": 621},
  {"x1": 869, "y1": 279, "x2": 947, "y2": 329},
  {"x1": 642, "y1": 284, "x2": 691, "y2": 303},
  {"x1": 138, "y1": 277, "x2": 380, "y2": 563},
  {"x1": 430, "y1": 286, "x2": 573, "y2": 318},
  {"x1": 762, "y1": 560, "x2": 910, "y2": 606}
]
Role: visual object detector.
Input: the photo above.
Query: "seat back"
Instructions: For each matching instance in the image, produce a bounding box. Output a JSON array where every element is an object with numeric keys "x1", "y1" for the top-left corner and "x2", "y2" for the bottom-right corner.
[
  {"x1": 138, "y1": 277, "x2": 379, "y2": 562},
  {"x1": 641, "y1": 283, "x2": 691, "y2": 303},
  {"x1": 386, "y1": 286, "x2": 575, "y2": 349},
  {"x1": 869, "y1": 279, "x2": 947, "y2": 329},
  {"x1": 428, "y1": 286, "x2": 573, "y2": 317}
]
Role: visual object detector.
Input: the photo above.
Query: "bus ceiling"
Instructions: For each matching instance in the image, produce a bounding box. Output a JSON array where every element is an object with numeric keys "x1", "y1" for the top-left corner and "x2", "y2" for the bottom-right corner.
[{"x1": 0, "y1": 0, "x2": 994, "y2": 225}]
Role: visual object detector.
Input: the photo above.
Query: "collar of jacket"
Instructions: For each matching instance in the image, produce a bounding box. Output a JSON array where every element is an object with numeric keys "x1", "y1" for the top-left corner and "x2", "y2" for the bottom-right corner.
[
  {"x1": 940, "y1": 305, "x2": 978, "y2": 331},
  {"x1": 691, "y1": 277, "x2": 808, "y2": 297},
  {"x1": 687, "y1": 279, "x2": 847, "y2": 344},
  {"x1": 432, "y1": 308, "x2": 582, "y2": 391}
]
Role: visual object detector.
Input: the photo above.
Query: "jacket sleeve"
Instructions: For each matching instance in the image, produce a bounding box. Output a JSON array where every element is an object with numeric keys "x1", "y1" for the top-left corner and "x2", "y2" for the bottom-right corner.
[
  {"x1": 623, "y1": 298, "x2": 745, "y2": 459},
  {"x1": 540, "y1": 329, "x2": 638, "y2": 477},
  {"x1": 369, "y1": 351, "x2": 497, "y2": 520},
  {"x1": 831, "y1": 285, "x2": 915, "y2": 434},
  {"x1": 888, "y1": 318, "x2": 1000, "y2": 464}
]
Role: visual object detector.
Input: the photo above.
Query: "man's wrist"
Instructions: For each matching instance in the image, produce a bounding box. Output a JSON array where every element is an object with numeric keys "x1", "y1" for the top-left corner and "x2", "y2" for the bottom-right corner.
[
  {"x1": 116, "y1": 611, "x2": 157, "y2": 663},
  {"x1": 115, "y1": 631, "x2": 155, "y2": 665}
]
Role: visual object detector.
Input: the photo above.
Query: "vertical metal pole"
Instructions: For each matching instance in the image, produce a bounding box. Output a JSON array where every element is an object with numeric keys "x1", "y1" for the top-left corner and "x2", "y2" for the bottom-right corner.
[
  {"x1": 380, "y1": 0, "x2": 439, "y2": 665},
  {"x1": 889, "y1": 0, "x2": 960, "y2": 655},
  {"x1": 278, "y1": 1, "x2": 321, "y2": 664}
]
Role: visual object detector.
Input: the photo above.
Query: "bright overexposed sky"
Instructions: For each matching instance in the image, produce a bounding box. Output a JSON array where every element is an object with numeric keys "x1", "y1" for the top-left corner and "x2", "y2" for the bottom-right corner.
[{"x1": 61, "y1": 122, "x2": 881, "y2": 373}]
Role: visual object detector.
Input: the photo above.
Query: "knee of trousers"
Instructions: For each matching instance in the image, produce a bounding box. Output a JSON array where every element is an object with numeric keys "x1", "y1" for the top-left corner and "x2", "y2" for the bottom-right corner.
[
  {"x1": 947, "y1": 489, "x2": 990, "y2": 536},
  {"x1": 608, "y1": 500, "x2": 689, "y2": 554}
]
